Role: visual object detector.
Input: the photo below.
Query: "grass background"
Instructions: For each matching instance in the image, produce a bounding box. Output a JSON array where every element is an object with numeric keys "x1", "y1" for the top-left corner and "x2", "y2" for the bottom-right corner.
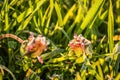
[{"x1": 0, "y1": 0, "x2": 120, "y2": 80}]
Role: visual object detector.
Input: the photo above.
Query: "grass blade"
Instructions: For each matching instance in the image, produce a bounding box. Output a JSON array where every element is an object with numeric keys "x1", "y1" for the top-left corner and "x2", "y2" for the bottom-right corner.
[
  {"x1": 63, "y1": 4, "x2": 76, "y2": 26},
  {"x1": 55, "y1": 2, "x2": 63, "y2": 26},
  {"x1": 4, "y1": 0, "x2": 9, "y2": 31},
  {"x1": 76, "y1": 0, "x2": 104, "y2": 34},
  {"x1": 16, "y1": 0, "x2": 47, "y2": 32},
  {"x1": 108, "y1": 0, "x2": 114, "y2": 53},
  {"x1": 0, "y1": 65, "x2": 16, "y2": 80},
  {"x1": 67, "y1": 5, "x2": 83, "y2": 35},
  {"x1": 44, "y1": 0, "x2": 54, "y2": 35}
]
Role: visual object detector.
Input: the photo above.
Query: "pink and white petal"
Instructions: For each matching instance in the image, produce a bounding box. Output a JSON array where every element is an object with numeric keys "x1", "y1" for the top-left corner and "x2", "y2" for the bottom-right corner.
[{"x1": 37, "y1": 56, "x2": 43, "y2": 64}]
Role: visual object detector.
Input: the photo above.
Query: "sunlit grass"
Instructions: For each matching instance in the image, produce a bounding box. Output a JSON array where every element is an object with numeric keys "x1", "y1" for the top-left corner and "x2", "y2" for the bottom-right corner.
[{"x1": 0, "y1": 0, "x2": 120, "y2": 80}]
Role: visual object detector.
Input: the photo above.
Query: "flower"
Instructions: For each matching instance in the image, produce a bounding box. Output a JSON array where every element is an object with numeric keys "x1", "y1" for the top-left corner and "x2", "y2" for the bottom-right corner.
[
  {"x1": 23, "y1": 32, "x2": 48, "y2": 58},
  {"x1": 68, "y1": 34, "x2": 91, "y2": 57},
  {"x1": 30, "y1": 35, "x2": 48, "y2": 58}
]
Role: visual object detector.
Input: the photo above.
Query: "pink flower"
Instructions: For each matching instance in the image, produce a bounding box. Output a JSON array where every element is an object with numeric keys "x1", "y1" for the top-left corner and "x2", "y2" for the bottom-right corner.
[
  {"x1": 25, "y1": 32, "x2": 48, "y2": 58},
  {"x1": 68, "y1": 34, "x2": 91, "y2": 56}
]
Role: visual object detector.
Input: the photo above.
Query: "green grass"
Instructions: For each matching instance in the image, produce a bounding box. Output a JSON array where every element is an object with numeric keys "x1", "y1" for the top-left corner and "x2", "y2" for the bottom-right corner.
[{"x1": 0, "y1": 0, "x2": 120, "y2": 80}]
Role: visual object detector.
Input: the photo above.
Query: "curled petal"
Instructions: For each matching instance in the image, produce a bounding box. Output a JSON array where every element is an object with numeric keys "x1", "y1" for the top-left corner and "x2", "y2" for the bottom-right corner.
[
  {"x1": 68, "y1": 34, "x2": 91, "y2": 51},
  {"x1": 27, "y1": 45, "x2": 34, "y2": 52},
  {"x1": 28, "y1": 32, "x2": 35, "y2": 46},
  {"x1": 37, "y1": 56, "x2": 43, "y2": 64},
  {"x1": 35, "y1": 35, "x2": 48, "y2": 51}
]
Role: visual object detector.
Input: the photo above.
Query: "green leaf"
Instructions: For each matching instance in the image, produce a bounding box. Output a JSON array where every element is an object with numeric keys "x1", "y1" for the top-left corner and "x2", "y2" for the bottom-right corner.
[
  {"x1": 96, "y1": 62, "x2": 104, "y2": 79},
  {"x1": 0, "y1": 72, "x2": 3, "y2": 80},
  {"x1": 9, "y1": 0, "x2": 18, "y2": 6},
  {"x1": 115, "y1": 73, "x2": 120, "y2": 80},
  {"x1": 75, "y1": 57, "x2": 84, "y2": 63},
  {"x1": 4, "y1": 0, "x2": 9, "y2": 31},
  {"x1": 23, "y1": 64, "x2": 29, "y2": 71},
  {"x1": 63, "y1": 4, "x2": 76, "y2": 26},
  {"x1": 0, "y1": 65, "x2": 16, "y2": 80},
  {"x1": 77, "y1": 0, "x2": 104, "y2": 34},
  {"x1": 75, "y1": 72, "x2": 82, "y2": 80},
  {"x1": 44, "y1": 0, "x2": 54, "y2": 35},
  {"x1": 8, "y1": 41, "x2": 17, "y2": 49},
  {"x1": 67, "y1": 5, "x2": 83, "y2": 35},
  {"x1": 41, "y1": 48, "x2": 64, "y2": 60},
  {"x1": 16, "y1": 8, "x2": 33, "y2": 23},
  {"x1": 55, "y1": 2, "x2": 63, "y2": 26},
  {"x1": 16, "y1": 0, "x2": 47, "y2": 32},
  {"x1": 108, "y1": 0, "x2": 114, "y2": 53}
]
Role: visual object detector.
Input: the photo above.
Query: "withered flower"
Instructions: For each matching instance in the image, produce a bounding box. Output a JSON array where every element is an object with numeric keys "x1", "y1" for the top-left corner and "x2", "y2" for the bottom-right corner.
[
  {"x1": 68, "y1": 34, "x2": 91, "y2": 57},
  {"x1": 21, "y1": 32, "x2": 48, "y2": 63},
  {"x1": 29, "y1": 35, "x2": 47, "y2": 58}
]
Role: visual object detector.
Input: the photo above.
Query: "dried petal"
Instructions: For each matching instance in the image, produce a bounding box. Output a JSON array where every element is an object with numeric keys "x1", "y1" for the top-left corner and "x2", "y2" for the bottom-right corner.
[
  {"x1": 37, "y1": 56, "x2": 43, "y2": 64},
  {"x1": 68, "y1": 34, "x2": 91, "y2": 56},
  {"x1": 27, "y1": 45, "x2": 34, "y2": 52},
  {"x1": 35, "y1": 35, "x2": 47, "y2": 51},
  {"x1": 25, "y1": 33, "x2": 48, "y2": 58}
]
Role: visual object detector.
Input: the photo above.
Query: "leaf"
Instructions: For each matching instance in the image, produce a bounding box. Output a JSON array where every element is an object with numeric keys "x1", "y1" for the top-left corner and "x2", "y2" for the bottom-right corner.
[
  {"x1": 41, "y1": 48, "x2": 64, "y2": 60},
  {"x1": 0, "y1": 72, "x2": 3, "y2": 80},
  {"x1": 4, "y1": 0, "x2": 9, "y2": 31},
  {"x1": 63, "y1": 4, "x2": 76, "y2": 26},
  {"x1": 0, "y1": 64, "x2": 16, "y2": 80},
  {"x1": 16, "y1": 8, "x2": 33, "y2": 23},
  {"x1": 108, "y1": 0, "x2": 114, "y2": 53},
  {"x1": 89, "y1": 69, "x2": 103, "y2": 80},
  {"x1": 8, "y1": 41, "x2": 17, "y2": 49},
  {"x1": 41, "y1": 6, "x2": 49, "y2": 27},
  {"x1": 75, "y1": 57, "x2": 84, "y2": 63},
  {"x1": 9, "y1": 0, "x2": 18, "y2": 6},
  {"x1": 113, "y1": 54, "x2": 120, "y2": 75},
  {"x1": 76, "y1": 0, "x2": 104, "y2": 34},
  {"x1": 75, "y1": 72, "x2": 82, "y2": 80},
  {"x1": 96, "y1": 62, "x2": 104, "y2": 79},
  {"x1": 54, "y1": 2, "x2": 63, "y2": 26},
  {"x1": 67, "y1": 5, "x2": 83, "y2": 35},
  {"x1": 44, "y1": 0, "x2": 54, "y2": 35},
  {"x1": 115, "y1": 73, "x2": 120, "y2": 80},
  {"x1": 16, "y1": 0, "x2": 47, "y2": 32}
]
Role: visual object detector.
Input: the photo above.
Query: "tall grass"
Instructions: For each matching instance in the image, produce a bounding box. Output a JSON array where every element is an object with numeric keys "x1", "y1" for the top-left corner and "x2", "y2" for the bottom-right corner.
[{"x1": 0, "y1": 0, "x2": 120, "y2": 80}]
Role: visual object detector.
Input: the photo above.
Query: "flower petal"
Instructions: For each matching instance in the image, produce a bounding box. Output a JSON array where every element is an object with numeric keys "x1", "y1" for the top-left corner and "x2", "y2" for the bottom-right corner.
[{"x1": 37, "y1": 56, "x2": 43, "y2": 64}]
